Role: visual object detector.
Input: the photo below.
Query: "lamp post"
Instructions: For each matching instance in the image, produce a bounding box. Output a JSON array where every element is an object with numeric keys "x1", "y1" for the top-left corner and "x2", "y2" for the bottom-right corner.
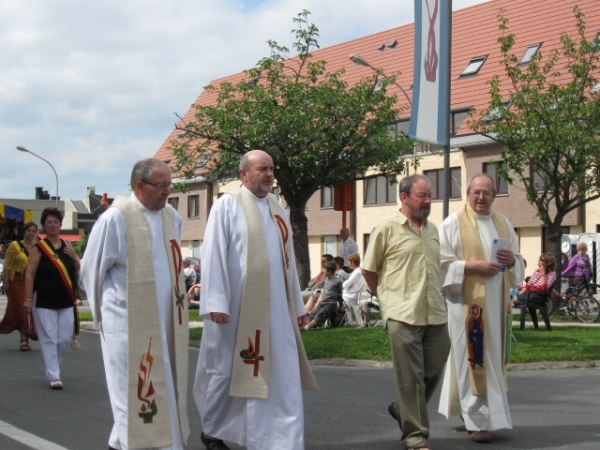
[
  {"x1": 349, "y1": 53, "x2": 418, "y2": 175},
  {"x1": 16, "y1": 146, "x2": 59, "y2": 208},
  {"x1": 349, "y1": 54, "x2": 412, "y2": 106}
]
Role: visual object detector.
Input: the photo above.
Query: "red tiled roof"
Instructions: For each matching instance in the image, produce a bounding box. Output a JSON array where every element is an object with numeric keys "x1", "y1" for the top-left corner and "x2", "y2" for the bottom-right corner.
[{"x1": 155, "y1": 0, "x2": 600, "y2": 162}]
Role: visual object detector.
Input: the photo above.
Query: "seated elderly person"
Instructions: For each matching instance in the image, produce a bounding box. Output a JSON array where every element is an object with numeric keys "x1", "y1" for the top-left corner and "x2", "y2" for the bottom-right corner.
[
  {"x1": 183, "y1": 257, "x2": 197, "y2": 292},
  {"x1": 513, "y1": 253, "x2": 557, "y2": 308},
  {"x1": 303, "y1": 262, "x2": 342, "y2": 330},
  {"x1": 187, "y1": 282, "x2": 201, "y2": 310},
  {"x1": 342, "y1": 254, "x2": 364, "y2": 324}
]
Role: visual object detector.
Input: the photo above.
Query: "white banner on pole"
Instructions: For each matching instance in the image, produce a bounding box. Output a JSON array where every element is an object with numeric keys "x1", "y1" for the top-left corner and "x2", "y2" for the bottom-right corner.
[{"x1": 409, "y1": 0, "x2": 450, "y2": 146}]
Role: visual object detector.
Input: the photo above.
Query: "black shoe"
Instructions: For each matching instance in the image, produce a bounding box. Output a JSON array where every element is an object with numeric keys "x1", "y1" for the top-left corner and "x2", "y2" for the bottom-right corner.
[
  {"x1": 201, "y1": 432, "x2": 231, "y2": 450},
  {"x1": 387, "y1": 402, "x2": 402, "y2": 430},
  {"x1": 108, "y1": 447, "x2": 118, "y2": 450}
]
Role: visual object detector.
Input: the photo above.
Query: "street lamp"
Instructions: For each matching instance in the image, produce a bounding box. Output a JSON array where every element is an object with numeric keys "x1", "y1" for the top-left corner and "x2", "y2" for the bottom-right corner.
[
  {"x1": 16, "y1": 146, "x2": 59, "y2": 208},
  {"x1": 349, "y1": 54, "x2": 412, "y2": 106}
]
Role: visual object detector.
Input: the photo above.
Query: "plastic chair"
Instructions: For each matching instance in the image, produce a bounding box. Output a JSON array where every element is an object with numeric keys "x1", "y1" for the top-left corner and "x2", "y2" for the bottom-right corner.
[
  {"x1": 362, "y1": 289, "x2": 382, "y2": 327},
  {"x1": 343, "y1": 281, "x2": 365, "y2": 327}
]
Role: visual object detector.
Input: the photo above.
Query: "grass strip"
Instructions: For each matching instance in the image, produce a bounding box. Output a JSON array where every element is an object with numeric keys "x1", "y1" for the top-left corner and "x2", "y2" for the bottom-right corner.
[{"x1": 82, "y1": 311, "x2": 600, "y2": 364}]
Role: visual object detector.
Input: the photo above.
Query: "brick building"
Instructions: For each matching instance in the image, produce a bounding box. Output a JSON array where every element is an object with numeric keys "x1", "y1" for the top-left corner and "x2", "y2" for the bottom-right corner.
[{"x1": 155, "y1": 0, "x2": 600, "y2": 279}]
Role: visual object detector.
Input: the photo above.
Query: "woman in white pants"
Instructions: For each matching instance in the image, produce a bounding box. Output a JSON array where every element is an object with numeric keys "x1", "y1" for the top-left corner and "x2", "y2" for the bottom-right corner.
[{"x1": 24, "y1": 207, "x2": 80, "y2": 390}]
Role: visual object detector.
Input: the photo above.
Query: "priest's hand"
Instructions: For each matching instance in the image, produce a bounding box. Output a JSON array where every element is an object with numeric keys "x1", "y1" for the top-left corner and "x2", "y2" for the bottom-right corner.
[
  {"x1": 496, "y1": 248, "x2": 516, "y2": 268},
  {"x1": 465, "y1": 260, "x2": 502, "y2": 277},
  {"x1": 210, "y1": 312, "x2": 230, "y2": 324},
  {"x1": 297, "y1": 315, "x2": 308, "y2": 329}
]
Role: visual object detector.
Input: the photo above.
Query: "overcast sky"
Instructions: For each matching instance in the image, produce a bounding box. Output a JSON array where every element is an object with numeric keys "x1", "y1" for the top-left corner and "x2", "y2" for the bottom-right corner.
[{"x1": 0, "y1": 0, "x2": 487, "y2": 203}]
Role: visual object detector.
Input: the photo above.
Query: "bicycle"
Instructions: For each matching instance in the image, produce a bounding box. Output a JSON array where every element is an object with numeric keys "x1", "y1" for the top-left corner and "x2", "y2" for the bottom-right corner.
[{"x1": 548, "y1": 285, "x2": 600, "y2": 323}]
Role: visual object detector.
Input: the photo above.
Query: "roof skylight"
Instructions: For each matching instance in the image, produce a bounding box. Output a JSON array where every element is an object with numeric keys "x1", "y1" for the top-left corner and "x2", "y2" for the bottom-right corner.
[
  {"x1": 460, "y1": 56, "x2": 487, "y2": 77},
  {"x1": 519, "y1": 43, "x2": 542, "y2": 65}
]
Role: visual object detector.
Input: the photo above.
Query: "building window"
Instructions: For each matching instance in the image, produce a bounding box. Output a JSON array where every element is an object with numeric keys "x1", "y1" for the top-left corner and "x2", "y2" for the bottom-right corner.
[
  {"x1": 188, "y1": 195, "x2": 199, "y2": 218},
  {"x1": 168, "y1": 197, "x2": 179, "y2": 211},
  {"x1": 483, "y1": 162, "x2": 509, "y2": 195},
  {"x1": 460, "y1": 56, "x2": 487, "y2": 77},
  {"x1": 450, "y1": 109, "x2": 469, "y2": 136},
  {"x1": 364, "y1": 176, "x2": 397, "y2": 205},
  {"x1": 484, "y1": 101, "x2": 511, "y2": 123},
  {"x1": 518, "y1": 43, "x2": 541, "y2": 65},
  {"x1": 321, "y1": 186, "x2": 334, "y2": 208},
  {"x1": 323, "y1": 235, "x2": 337, "y2": 256},
  {"x1": 190, "y1": 240, "x2": 202, "y2": 258},
  {"x1": 424, "y1": 168, "x2": 461, "y2": 200},
  {"x1": 532, "y1": 168, "x2": 547, "y2": 191}
]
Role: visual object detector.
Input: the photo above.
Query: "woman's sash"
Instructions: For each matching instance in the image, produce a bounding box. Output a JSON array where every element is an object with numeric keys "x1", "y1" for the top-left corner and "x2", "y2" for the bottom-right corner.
[
  {"x1": 37, "y1": 239, "x2": 76, "y2": 302},
  {"x1": 457, "y1": 204, "x2": 511, "y2": 395}
]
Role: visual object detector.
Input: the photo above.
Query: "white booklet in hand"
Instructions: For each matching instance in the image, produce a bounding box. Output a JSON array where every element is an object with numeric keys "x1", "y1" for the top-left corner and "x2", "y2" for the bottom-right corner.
[{"x1": 491, "y1": 238, "x2": 509, "y2": 271}]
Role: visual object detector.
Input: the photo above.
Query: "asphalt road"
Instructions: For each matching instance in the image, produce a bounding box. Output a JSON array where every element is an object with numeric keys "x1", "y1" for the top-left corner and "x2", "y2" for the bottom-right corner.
[{"x1": 1, "y1": 297, "x2": 600, "y2": 449}]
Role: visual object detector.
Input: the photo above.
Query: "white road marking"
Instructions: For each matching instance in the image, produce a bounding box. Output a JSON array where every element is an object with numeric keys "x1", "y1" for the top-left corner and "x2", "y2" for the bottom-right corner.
[{"x1": 0, "y1": 419, "x2": 70, "y2": 450}]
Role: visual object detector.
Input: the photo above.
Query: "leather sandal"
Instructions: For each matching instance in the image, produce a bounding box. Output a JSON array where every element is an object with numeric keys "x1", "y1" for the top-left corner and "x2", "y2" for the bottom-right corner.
[{"x1": 20, "y1": 340, "x2": 32, "y2": 351}]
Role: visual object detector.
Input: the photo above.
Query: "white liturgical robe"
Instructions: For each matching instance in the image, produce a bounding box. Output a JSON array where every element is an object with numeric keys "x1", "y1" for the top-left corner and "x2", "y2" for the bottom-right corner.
[
  {"x1": 193, "y1": 188, "x2": 307, "y2": 450},
  {"x1": 81, "y1": 194, "x2": 186, "y2": 450},
  {"x1": 438, "y1": 209, "x2": 524, "y2": 432}
]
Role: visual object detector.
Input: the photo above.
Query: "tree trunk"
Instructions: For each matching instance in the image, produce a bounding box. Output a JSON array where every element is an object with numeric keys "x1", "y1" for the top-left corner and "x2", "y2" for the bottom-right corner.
[
  {"x1": 287, "y1": 200, "x2": 311, "y2": 290},
  {"x1": 546, "y1": 223, "x2": 564, "y2": 290}
]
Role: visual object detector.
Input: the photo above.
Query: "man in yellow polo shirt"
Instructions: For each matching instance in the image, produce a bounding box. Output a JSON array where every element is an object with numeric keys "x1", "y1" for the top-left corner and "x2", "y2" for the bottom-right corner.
[{"x1": 362, "y1": 174, "x2": 450, "y2": 450}]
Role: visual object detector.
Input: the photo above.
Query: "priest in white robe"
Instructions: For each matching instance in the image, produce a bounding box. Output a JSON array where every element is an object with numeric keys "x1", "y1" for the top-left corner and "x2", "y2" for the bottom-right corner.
[
  {"x1": 193, "y1": 150, "x2": 317, "y2": 450},
  {"x1": 438, "y1": 173, "x2": 524, "y2": 444},
  {"x1": 81, "y1": 158, "x2": 190, "y2": 450}
]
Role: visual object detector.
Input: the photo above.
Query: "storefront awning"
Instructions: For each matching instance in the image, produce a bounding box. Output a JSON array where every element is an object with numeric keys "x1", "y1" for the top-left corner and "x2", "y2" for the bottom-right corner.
[{"x1": 38, "y1": 234, "x2": 83, "y2": 242}]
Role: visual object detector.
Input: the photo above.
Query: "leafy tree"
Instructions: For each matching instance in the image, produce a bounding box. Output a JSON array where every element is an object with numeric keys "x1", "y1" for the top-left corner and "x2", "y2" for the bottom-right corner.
[
  {"x1": 474, "y1": 5, "x2": 600, "y2": 276},
  {"x1": 171, "y1": 10, "x2": 413, "y2": 287}
]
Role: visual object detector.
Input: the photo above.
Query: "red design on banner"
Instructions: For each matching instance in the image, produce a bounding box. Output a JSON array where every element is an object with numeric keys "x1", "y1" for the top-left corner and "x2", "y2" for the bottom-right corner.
[
  {"x1": 138, "y1": 338, "x2": 158, "y2": 423},
  {"x1": 239, "y1": 330, "x2": 265, "y2": 377},
  {"x1": 170, "y1": 239, "x2": 185, "y2": 324},
  {"x1": 424, "y1": 0, "x2": 439, "y2": 82},
  {"x1": 274, "y1": 215, "x2": 289, "y2": 268}
]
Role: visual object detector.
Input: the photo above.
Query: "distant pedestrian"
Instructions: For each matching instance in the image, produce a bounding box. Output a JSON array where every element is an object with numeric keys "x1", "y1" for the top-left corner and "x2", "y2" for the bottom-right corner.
[
  {"x1": 0, "y1": 222, "x2": 39, "y2": 350},
  {"x1": 339, "y1": 227, "x2": 359, "y2": 266},
  {"x1": 24, "y1": 209, "x2": 80, "y2": 390}
]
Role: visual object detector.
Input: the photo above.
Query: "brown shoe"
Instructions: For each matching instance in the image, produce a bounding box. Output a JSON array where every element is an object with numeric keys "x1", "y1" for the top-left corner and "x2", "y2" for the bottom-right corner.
[
  {"x1": 201, "y1": 432, "x2": 231, "y2": 450},
  {"x1": 387, "y1": 402, "x2": 402, "y2": 430},
  {"x1": 469, "y1": 430, "x2": 492, "y2": 443}
]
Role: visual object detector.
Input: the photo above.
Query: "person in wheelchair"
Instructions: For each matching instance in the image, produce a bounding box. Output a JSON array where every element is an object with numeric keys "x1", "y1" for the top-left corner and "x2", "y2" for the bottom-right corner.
[
  {"x1": 513, "y1": 253, "x2": 556, "y2": 308},
  {"x1": 303, "y1": 261, "x2": 343, "y2": 330},
  {"x1": 563, "y1": 242, "x2": 591, "y2": 287}
]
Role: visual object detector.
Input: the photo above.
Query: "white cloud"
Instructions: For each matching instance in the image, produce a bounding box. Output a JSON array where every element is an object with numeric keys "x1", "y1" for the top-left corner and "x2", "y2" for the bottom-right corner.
[{"x1": 0, "y1": 0, "x2": 487, "y2": 201}]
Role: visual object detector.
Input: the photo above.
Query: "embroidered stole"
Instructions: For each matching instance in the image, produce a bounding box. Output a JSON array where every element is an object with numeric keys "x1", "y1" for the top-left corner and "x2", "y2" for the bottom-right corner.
[
  {"x1": 228, "y1": 188, "x2": 317, "y2": 399},
  {"x1": 112, "y1": 196, "x2": 190, "y2": 449},
  {"x1": 457, "y1": 204, "x2": 511, "y2": 396}
]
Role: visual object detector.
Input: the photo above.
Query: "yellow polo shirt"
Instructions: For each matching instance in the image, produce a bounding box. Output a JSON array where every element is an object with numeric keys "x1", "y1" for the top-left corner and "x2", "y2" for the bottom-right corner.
[{"x1": 362, "y1": 213, "x2": 447, "y2": 326}]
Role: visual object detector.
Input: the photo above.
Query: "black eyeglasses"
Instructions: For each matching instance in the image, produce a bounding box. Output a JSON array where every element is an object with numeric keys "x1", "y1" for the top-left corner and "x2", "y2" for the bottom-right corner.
[{"x1": 141, "y1": 180, "x2": 173, "y2": 190}]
